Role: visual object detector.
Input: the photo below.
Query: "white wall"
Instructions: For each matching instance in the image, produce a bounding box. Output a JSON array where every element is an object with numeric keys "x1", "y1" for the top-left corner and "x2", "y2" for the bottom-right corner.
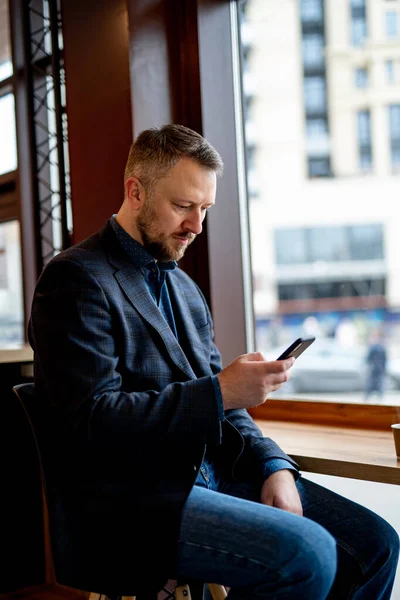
[{"x1": 304, "y1": 472, "x2": 400, "y2": 599}]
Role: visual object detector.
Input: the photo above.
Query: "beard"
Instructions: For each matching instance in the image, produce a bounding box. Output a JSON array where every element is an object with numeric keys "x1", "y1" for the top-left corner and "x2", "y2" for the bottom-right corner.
[{"x1": 137, "y1": 201, "x2": 195, "y2": 261}]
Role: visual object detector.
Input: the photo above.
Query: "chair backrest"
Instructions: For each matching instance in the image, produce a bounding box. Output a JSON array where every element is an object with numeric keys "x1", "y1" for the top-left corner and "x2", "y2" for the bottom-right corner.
[{"x1": 12, "y1": 383, "x2": 56, "y2": 586}]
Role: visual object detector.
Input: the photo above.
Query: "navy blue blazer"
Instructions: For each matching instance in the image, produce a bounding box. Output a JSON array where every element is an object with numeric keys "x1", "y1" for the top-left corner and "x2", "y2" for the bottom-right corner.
[{"x1": 28, "y1": 221, "x2": 298, "y2": 595}]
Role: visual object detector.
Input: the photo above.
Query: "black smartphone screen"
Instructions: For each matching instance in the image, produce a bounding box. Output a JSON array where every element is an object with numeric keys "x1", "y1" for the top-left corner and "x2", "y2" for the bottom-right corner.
[{"x1": 277, "y1": 336, "x2": 315, "y2": 360}]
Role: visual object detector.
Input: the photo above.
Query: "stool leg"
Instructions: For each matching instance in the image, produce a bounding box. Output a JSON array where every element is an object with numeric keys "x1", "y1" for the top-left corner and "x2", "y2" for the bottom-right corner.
[{"x1": 207, "y1": 584, "x2": 227, "y2": 600}]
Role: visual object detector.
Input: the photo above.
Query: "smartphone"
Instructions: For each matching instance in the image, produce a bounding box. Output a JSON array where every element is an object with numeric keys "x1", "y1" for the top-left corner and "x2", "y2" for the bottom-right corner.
[{"x1": 277, "y1": 336, "x2": 315, "y2": 360}]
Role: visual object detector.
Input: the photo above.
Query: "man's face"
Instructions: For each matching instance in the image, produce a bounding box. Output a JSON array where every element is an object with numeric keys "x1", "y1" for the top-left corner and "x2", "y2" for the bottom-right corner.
[{"x1": 136, "y1": 157, "x2": 216, "y2": 261}]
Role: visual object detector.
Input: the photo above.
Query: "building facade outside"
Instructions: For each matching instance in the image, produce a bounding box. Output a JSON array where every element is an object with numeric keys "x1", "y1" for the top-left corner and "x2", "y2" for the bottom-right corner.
[{"x1": 241, "y1": 0, "x2": 400, "y2": 400}]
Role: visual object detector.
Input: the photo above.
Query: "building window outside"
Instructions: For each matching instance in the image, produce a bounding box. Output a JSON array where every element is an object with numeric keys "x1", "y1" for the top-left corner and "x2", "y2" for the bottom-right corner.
[
  {"x1": 300, "y1": 0, "x2": 323, "y2": 24},
  {"x1": 274, "y1": 224, "x2": 384, "y2": 266},
  {"x1": 385, "y1": 11, "x2": 398, "y2": 38},
  {"x1": 355, "y1": 67, "x2": 368, "y2": 88},
  {"x1": 385, "y1": 59, "x2": 395, "y2": 83},
  {"x1": 278, "y1": 279, "x2": 385, "y2": 302},
  {"x1": 352, "y1": 18, "x2": 367, "y2": 46},
  {"x1": 308, "y1": 156, "x2": 331, "y2": 177},
  {"x1": 274, "y1": 229, "x2": 308, "y2": 265},
  {"x1": 351, "y1": 0, "x2": 367, "y2": 47},
  {"x1": 302, "y1": 33, "x2": 324, "y2": 69},
  {"x1": 388, "y1": 104, "x2": 400, "y2": 169},
  {"x1": 304, "y1": 77, "x2": 326, "y2": 113},
  {"x1": 306, "y1": 117, "x2": 328, "y2": 138},
  {"x1": 357, "y1": 109, "x2": 373, "y2": 171}
]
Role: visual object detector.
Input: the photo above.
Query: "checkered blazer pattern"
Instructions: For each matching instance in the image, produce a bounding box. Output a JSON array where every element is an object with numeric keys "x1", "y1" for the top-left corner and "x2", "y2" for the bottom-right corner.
[{"x1": 28, "y1": 221, "x2": 297, "y2": 596}]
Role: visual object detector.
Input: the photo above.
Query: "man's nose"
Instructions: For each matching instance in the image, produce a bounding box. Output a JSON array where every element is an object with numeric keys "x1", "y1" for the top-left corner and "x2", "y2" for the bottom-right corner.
[{"x1": 184, "y1": 211, "x2": 203, "y2": 235}]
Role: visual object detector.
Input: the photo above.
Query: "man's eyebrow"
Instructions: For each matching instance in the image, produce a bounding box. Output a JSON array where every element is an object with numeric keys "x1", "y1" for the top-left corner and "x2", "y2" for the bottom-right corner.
[{"x1": 174, "y1": 198, "x2": 214, "y2": 207}]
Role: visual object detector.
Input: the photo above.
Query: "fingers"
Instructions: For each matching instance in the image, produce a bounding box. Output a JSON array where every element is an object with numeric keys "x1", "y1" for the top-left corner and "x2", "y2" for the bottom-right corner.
[
  {"x1": 241, "y1": 354, "x2": 295, "y2": 371},
  {"x1": 241, "y1": 351, "x2": 266, "y2": 362},
  {"x1": 253, "y1": 357, "x2": 295, "y2": 375}
]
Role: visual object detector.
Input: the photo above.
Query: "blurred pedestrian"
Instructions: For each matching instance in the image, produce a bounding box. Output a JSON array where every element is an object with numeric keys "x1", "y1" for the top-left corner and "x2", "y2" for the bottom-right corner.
[{"x1": 365, "y1": 331, "x2": 387, "y2": 401}]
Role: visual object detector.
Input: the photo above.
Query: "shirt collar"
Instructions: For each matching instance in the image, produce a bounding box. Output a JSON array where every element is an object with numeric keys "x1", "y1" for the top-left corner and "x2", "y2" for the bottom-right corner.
[{"x1": 109, "y1": 215, "x2": 177, "y2": 272}]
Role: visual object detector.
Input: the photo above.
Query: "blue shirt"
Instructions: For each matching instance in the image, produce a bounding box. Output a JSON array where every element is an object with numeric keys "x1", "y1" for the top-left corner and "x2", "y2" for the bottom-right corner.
[{"x1": 109, "y1": 216, "x2": 296, "y2": 483}]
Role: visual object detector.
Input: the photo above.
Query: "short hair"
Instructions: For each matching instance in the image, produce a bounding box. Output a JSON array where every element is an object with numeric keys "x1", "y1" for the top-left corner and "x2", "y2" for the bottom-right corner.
[{"x1": 124, "y1": 124, "x2": 224, "y2": 191}]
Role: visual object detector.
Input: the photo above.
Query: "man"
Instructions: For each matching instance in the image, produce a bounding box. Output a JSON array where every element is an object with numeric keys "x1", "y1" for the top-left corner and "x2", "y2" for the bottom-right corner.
[
  {"x1": 29, "y1": 125, "x2": 399, "y2": 599},
  {"x1": 365, "y1": 331, "x2": 387, "y2": 401}
]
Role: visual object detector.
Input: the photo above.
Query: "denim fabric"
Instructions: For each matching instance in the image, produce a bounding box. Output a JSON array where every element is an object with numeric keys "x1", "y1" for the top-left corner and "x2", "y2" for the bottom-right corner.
[{"x1": 177, "y1": 469, "x2": 399, "y2": 599}]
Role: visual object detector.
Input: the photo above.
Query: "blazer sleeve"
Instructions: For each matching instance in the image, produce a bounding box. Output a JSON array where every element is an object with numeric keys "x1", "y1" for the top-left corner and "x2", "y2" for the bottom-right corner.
[
  {"x1": 204, "y1": 298, "x2": 299, "y2": 480},
  {"x1": 28, "y1": 258, "x2": 223, "y2": 455}
]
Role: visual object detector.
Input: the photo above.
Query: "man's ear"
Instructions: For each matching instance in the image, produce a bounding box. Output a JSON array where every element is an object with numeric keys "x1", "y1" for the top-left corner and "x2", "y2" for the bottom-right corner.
[{"x1": 124, "y1": 177, "x2": 145, "y2": 211}]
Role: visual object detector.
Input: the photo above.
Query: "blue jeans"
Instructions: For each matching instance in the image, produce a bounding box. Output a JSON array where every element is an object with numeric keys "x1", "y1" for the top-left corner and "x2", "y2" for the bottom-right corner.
[{"x1": 176, "y1": 463, "x2": 399, "y2": 599}]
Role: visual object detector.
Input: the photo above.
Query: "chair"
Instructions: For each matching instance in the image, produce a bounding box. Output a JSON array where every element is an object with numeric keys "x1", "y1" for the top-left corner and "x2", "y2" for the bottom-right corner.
[{"x1": 12, "y1": 383, "x2": 227, "y2": 600}]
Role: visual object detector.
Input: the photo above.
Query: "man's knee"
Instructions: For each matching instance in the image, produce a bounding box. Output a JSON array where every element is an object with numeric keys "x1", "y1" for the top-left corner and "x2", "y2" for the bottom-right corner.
[{"x1": 279, "y1": 520, "x2": 337, "y2": 597}]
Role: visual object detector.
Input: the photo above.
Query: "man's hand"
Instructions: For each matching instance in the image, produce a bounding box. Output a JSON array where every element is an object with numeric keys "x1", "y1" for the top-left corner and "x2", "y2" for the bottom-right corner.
[
  {"x1": 261, "y1": 470, "x2": 303, "y2": 516},
  {"x1": 217, "y1": 352, "x2": 295, "y2": 411}
]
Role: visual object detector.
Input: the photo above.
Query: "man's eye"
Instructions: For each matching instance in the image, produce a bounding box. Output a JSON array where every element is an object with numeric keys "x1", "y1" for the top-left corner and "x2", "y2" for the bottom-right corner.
[{"x1": 175, "y1": 204, "x2": 189, "y2": 209}]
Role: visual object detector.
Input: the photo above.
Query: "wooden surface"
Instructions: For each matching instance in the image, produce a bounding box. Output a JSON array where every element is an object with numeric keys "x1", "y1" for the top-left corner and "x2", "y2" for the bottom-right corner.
[
  {"x1": 250, "y1": 399, "x2": 400, "y2": 430},
  {"x1": 256, "y1": 420, "x2": 400, "y2": 485},
  {"x1": 0, "y1": 345, "x2": 33, "y2": 364}
]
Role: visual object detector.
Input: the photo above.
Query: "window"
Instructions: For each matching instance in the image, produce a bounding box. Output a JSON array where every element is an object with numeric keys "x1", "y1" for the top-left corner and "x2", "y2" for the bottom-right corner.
[
  {"x1": 308, "y1": 156, "x2": 331, "y2": 177},
  {"x1": 306, "y1": 118, "x2": 328, "y2": 138},
  {"x1": 352, "y1": 18, "x2": 367, "y2": 46},
  {"x1": 357, "y1": 110, "x2": 373, "y2": 171},
  {"x1": 304, "y1": 77, "x2": 326, "y2": 113},
  {"x1": 385, "y1": 11, "x2": 398, "y2": 38},
  {"x1": 300, "y1": 0, "x2": 323, "y2": 23},
  {"x1": 355, "y1": 67, "x2": 368, "y2": 88},
  {"x1": 351, "y1": 0, "x2": 367, "y2": 47},
  {"x1": 0, "y1": 93, "x2": 17, "y2": 176},
  {"x1": 275, "y1": 229, "x2": 308, "y2": 265},
  {"x1": 388, "y1": 104, "x2": 400, "y2": 169},
  {"x1": 0, "y1": 0, "x2": 24, "y2": 346},
  {"x1": 275, "y1": 225, "x2": 384, "y2": 266},
  {"x1": 385, "y1": 59, "x2": 395, "y2": 83},
  {"x1": 229, "y1": 0, "x2": 400, "y2": 407},
  {"x1": 349, "y1": 224, "x2": 384, "y2": 260},
  {"x1": 278, "y1": 279, "x2": 385, "y2": 301},
  {"x1": 302, "y1": 34, "x2": 324, "y2": 69},
  {"x1": 309, "y1": 226, "x2": 348, "y2": 262}
]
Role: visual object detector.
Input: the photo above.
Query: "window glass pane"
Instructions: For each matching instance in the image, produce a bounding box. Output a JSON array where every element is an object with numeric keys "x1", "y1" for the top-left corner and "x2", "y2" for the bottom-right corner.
[
  {"x1": 300, "y1": 0, "x2": 323, "y2": 23},
  {"x1": 306, "y1": 118, "x2": 328, "y2": 138},
  {"x1": 386, "y1": 60, "x2": 395, "y2": 83},
  {"x1": 355, "y1": 67, "x2": 368, "y2": 88},
  {"x1": 348, "y1": 225, "x2": 384, "y2": 260},
  {"x1": 389, "y1": 104, "x2": 400, "y2": 169},
  {"x1": 385, "y1": 11, "x2": 398, "y2": 38},
  {"x1": 352, "y1": 19, "x2": 367, "y2": 46},
  {"x1": 0, "y1": 220, "x2": 24, "y2": 346},
  {"x1": 274, "y1": 229, "x2": 307, "y2": 265},
  {"x1": 0, "y1": 0, "x2": 13, "y2": 82},
  {"x1": 0, "y1": 93, "x2": 17, "y2": 175},
  {"x1": 304, "y1": 77, "x2": 326, "y2": 112},
  {"x1": 309, "y1": 226, "x2": 348, "y2": 262},
  {"x1": 239, "y1": 0, "x2": 400, "y2": 405},
  {"x1": 302, "y1": 34, "x2": 324, "y2": 69}
]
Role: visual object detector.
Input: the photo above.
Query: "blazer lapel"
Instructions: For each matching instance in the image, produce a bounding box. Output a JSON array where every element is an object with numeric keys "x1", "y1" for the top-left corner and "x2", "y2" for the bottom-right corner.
[
  {"x1": 168, "y1": 275, "x2": 212, "y2": 377},
  {"x1": 115, "y1": 266, "x2": 197, "y2": 380}
]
